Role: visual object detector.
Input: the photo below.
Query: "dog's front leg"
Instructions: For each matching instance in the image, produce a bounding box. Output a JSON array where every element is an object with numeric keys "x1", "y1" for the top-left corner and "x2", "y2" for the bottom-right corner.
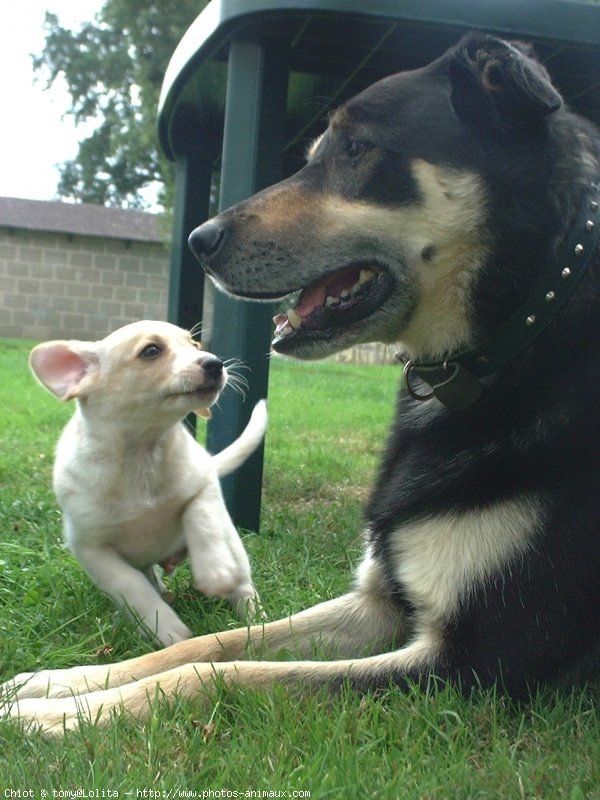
[
  {"x1": 2, "y1": 636, "x2": 436, "y2": 737},
  {"x1": 1, "y1": 554, "x2": 405, "y2": 702},
  {"x1": 72, "y1": 543, "x2": 192, "y2": 647}
]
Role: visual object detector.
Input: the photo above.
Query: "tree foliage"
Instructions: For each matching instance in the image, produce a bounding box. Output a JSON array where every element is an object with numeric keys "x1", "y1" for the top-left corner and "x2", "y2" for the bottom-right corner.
[{"x1": 34, "y1": 0, "x2": 206, "y2": 208}]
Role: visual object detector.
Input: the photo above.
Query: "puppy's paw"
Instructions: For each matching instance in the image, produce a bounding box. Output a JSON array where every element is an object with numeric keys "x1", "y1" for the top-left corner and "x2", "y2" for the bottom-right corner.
[
  {"x1": 153, "y1": 617, "x2": 193, "y2": 648},
  {"x1": 228, "y1": 585, "x2": 266, "y2": 622},
  {"x1": 193, "y1": 563, "x2": 242, "y2": 598}
]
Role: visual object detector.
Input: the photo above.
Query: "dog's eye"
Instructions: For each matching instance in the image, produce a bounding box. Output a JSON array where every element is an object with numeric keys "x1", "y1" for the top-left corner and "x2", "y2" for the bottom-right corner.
[
  {"x1": 344, "y1": 138, "x2": 368, "y2": 161},
  {"x1": 139, "y1": 344, "x2": 163, "y2": 360}
]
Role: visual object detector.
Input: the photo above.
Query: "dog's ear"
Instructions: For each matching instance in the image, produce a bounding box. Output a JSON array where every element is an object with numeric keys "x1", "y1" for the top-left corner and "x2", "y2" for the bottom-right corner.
[
  {"x1": 29, "y1": 341, "x2": 99, "y2": 401},
  {"x1": 448, "y1": 32, "x2": 562, "y2": 134}
]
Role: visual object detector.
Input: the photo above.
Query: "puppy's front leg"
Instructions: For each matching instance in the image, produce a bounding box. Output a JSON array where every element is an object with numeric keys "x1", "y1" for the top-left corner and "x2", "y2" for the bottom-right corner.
[
  {"x1": 182, "y1": 482, "x2": 259, "y2": 616},
  {"x1": 73, "y1": 544, "x2": 192, "y2": 647}
]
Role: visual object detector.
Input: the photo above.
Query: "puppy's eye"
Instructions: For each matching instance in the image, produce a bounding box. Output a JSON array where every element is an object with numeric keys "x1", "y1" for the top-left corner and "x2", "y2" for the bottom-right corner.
[{"x1": 139, "y1": 343, "x2": 163, "y2": 360}]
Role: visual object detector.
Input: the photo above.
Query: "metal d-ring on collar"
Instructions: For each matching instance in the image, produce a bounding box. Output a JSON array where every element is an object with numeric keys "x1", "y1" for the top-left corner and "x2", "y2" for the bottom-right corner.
[
  {"x1": 403, "y1": 360, "x2": 458, "y2": 402},
  {"x1": 403, "y1": 359, "x2": 434, "y2": 401},
  {"x1": 402, "y1": 358, "x2": 483, "y2": 408},
  {"x1": 402, "y1": 180, "x2": 600, "y2": 411}
]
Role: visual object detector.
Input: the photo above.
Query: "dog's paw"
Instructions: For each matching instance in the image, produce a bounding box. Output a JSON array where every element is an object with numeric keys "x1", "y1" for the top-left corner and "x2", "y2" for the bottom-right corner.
[
  {"x1": 2, "y1": 669, "x2": 69, "y2": 701},
  {"x1": 1, "y1": 696, "x2": 78, "y2": 737},
  {"x1": 2, "y1": 687, "x2": 133, "y2": 738},
  {"x1": 1, "y1": 664, "x2": 114, "y2": 700}
]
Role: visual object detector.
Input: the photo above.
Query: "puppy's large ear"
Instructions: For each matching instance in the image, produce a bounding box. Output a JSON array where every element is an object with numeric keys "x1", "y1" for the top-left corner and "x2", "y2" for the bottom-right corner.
[
  {"x1": 449, "y1": 32, "x2": 562, "y2": 134},
  {"x1": 29, "y1": 341, "x2": 99, "y2": 401}
]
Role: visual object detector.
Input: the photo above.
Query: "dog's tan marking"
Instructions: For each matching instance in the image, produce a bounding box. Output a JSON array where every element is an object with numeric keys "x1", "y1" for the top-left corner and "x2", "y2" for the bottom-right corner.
[
  {"x1": 303, "y1": 160, "x2": 488, "y2": 359},
  {"x1": 390, "y1": 496, "x2": 541, "y2": 625},
  {"x1": 306, "y1": 132, "x2": 325, "y2": 161}
]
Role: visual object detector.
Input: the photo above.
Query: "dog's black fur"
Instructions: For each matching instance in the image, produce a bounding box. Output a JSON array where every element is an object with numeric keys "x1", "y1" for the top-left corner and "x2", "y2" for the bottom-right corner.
[
  {"x1": 4, "y1": 32, "x2": 600, "y2": 734},
  {"x1": 190, "y1": 32, "x2": 600, "y2": 698}
]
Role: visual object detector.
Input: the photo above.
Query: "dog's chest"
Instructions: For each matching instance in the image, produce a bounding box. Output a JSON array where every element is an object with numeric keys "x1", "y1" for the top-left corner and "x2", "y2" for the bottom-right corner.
[{"x1": 386, "y1": 496, "x2": 541, "y2": 624}]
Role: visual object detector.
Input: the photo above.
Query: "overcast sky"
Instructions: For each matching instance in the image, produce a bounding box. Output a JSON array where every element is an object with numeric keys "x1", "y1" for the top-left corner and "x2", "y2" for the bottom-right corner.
[{"x1": 0, "y1": 1, "x2": 120, "y2": 204}]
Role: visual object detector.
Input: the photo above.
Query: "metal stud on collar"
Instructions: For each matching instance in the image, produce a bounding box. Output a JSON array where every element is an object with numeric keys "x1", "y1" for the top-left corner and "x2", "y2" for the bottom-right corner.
[{"x1": 527, "y1": 201, "x2": 598, "y2": 324}]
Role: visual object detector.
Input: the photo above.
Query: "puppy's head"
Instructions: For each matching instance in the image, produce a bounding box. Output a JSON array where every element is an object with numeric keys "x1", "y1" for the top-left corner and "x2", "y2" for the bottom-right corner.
[{"x1": 29, "y1": 321, "x2": 226, "y2": 423}]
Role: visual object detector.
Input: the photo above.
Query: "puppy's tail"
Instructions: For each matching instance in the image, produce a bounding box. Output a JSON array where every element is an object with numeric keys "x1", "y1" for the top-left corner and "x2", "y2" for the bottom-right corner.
[{"x1": 212, "y1": 399, "x2": 268, "y2": 477}]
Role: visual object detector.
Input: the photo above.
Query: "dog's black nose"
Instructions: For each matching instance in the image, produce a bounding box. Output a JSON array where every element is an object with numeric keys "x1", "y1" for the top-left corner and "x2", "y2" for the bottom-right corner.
[
  {"x1": 199, "y1": 356, "x2": 224, "y2": 381},
  {"x1": 188, "y1": 219, "x2": 226, "y2": 260}
]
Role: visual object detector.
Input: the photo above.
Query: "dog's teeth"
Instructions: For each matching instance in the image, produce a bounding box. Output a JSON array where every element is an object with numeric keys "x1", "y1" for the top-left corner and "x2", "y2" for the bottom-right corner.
[
  {"x1": 325, "y1": 296, "x2": 340, "y2": 307},
  {"x1": 359, "y1": 269, "x2": 375, "y2": 285},
  {"x1": 287, "y1": 308, "x2": 302, "y2": 329},
  {"x1": 340, "y1": 289, "x2": 350, "y2": 299}
]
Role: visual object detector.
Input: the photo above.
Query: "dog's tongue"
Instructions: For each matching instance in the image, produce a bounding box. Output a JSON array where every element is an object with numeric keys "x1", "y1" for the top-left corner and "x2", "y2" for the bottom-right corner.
[
  {"x1": 295, "y1": 284, "x2": 326, "y2": 318},
  {"x1": 295, "y1": 267, "x2": 362, "y2": 318},
  {"x1": 273, "y1": 267, "x2": 368, "y2": 336}
]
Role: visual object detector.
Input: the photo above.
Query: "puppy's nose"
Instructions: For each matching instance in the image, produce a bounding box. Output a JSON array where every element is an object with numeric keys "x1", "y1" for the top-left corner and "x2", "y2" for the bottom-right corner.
[
  {"x1": 199, "y1": 356, "x2": 224, "y2": 381},
  {"x1": 188, "y1": 219, "x2": 227, "y2": 261}
]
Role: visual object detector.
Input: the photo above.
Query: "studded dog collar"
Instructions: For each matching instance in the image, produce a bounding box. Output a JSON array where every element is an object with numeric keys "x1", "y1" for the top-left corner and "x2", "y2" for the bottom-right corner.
[{"x1": 403, "y1": 180, "x2": 600, "y2": 410}]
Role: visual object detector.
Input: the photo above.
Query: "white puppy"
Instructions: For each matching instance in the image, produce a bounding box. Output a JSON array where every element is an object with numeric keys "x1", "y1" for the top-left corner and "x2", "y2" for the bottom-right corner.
[{"x1": 29, "y1": 320, "x2": 267, "y2": 647}]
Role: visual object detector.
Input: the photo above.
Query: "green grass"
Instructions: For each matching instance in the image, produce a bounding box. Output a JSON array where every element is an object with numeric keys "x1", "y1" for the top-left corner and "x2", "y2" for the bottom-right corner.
[{"x1": 1, "y1": 338, "x2": 600, "y2": 798}]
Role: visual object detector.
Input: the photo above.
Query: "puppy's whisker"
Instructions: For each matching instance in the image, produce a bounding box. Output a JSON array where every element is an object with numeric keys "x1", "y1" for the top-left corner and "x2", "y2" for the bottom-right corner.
[
  {"x1": 226, "y1": 377, "x2": 249, "y2": 401},
  {"x1": 227, "y1": 368, "x2": 250, "y2": 385},
  {"x1": 224, "y1": 360, "x2": 251, "y2": 395},
  {"x1": 189, "y1": 321, "x2": 204, "y2": 340},
  {"x1": 223, "y1": 357, "x2": 250, "y2": 373}
]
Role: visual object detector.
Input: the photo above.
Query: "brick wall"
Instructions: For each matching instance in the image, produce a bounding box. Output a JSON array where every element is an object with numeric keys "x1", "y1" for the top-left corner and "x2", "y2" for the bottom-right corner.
[{"x1": 0, "y1": 228, "x2": 171, "y2": 341}]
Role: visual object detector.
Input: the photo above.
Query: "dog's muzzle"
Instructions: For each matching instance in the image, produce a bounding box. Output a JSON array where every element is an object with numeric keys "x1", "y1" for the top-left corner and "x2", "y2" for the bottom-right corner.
[{"x1": 188, "y1": 219, "x2": 226, "y2": 262}]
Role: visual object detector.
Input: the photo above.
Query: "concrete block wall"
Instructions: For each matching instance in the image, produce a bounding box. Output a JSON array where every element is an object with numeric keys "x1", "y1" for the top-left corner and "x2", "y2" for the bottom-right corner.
[{"x1": 0, "y1": 228, "x2": 171, "y2": 342}]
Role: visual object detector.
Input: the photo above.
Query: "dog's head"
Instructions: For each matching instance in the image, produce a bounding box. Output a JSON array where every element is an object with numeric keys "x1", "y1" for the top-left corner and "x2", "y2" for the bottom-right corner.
[
  {"x1": 189, "y1": 33, "x2": 597, "y2": 363},
  {"x1": 29, "y1": 321, "x2": 226, "y2": 424}
]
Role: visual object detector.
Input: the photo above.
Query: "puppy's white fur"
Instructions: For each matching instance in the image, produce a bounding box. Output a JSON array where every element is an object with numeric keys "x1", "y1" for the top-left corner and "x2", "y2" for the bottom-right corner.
[{"x1": 29, "y1": 320, "x2": 267, "y2": 647}]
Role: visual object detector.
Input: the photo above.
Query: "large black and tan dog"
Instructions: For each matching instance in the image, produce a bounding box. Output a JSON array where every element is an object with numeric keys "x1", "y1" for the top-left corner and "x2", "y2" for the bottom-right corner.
[{"x1": 3, "y1": 32, "x2": 600, "y2": 734}]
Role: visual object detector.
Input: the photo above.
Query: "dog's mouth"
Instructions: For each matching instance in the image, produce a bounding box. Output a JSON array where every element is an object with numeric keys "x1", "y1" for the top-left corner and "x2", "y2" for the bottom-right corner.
[{"x1": 272, "y1": 263, "x2": 394, "y2": 353}]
